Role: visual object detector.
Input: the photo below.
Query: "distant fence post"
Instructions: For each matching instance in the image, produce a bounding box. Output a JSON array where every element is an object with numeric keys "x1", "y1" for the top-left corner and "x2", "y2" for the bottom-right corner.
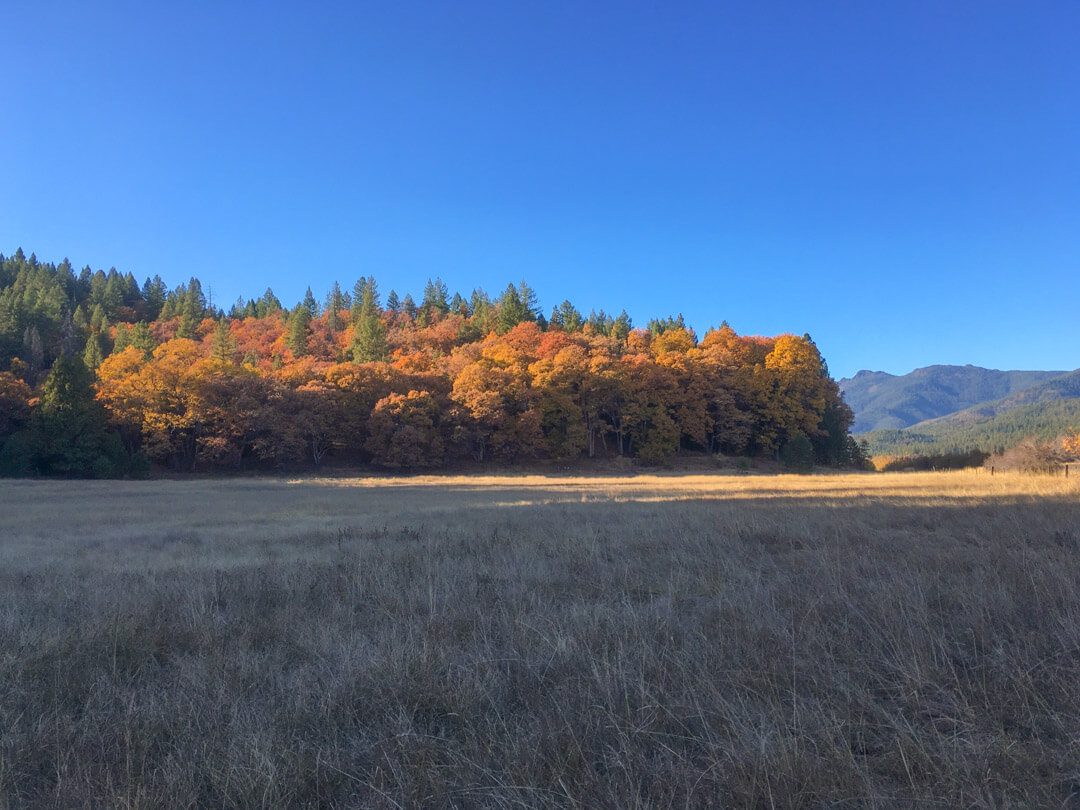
[{"x1": 991, "y1": 466, "x2": 994, "y2": 476}]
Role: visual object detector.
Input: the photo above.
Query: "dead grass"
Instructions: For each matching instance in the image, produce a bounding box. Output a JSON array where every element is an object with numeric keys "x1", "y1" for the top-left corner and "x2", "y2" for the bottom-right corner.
[{"x1": 1, "y1": 470, "x2": 1079, "y2": 807}]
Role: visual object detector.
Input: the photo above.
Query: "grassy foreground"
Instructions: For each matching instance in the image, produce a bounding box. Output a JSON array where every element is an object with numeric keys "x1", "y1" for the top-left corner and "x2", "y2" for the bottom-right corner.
[{"x1": 2, "y1": 471, "x2": 1079, "y2": 807}]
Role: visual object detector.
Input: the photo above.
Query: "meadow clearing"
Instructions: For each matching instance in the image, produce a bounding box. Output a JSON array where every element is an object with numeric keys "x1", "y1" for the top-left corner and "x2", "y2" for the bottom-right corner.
[{"x1": 1, "y1": 470, "x2": 1079, "y2": 807}]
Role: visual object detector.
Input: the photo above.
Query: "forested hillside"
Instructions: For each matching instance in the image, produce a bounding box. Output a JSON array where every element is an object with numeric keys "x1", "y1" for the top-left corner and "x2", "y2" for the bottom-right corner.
[
  {"x1": 839, "y1": 365, "x2": 1066, "y2": 433},
  {"x1": 0, "y1": 248, "x2": 858, "y2": 476},
  {"x1": 861, "y1": 398, "x2": 1080, "y2": 457}
]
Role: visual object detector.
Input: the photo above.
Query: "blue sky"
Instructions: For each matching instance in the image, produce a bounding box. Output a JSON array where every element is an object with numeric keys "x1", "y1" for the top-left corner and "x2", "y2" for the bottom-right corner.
[{"x1": 3, "y1": 1, "x2": 1077, "y2": 379}]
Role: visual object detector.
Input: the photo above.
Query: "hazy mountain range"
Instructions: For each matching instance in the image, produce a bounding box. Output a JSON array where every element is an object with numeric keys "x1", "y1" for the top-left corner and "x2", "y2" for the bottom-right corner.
[{"x1": 839, "y1": 365, "x2": 1080, "y2": 455}]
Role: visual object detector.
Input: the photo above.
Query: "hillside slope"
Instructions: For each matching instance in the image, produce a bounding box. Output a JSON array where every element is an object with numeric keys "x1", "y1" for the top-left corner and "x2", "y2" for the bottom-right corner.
[
  {"x1": 921, "y1": 369, "x2": 1080, "y2": 425},
  {"x1": 840, "y1": 365, "x2": 1065, "y2": 433},
  {"x1": 861, "y1": 395, "x2": 1080, "y2": 457}
]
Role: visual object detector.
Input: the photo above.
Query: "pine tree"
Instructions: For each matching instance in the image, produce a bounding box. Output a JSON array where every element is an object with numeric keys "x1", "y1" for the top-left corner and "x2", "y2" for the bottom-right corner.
[
  {"x1": 552, "y1": 300, "x2": 583, "y2": 332},
  {"x1": 255, "y1": 288, "x2": 282, "y2": 318},
  {"x1": 112, "y1": 323, "x2": 133, "y2": 354},
  {"x1": 422, "y1": 277, "x2": 449, "y2": 315},
  {"x1": 83, "y1": 334, "x2": 104, "y2": 370},
  {"x1": 301, "y1": 286, "x2": 320, "y2": 319},
  {"x1": 612, "y1": 310, "x2": 633, "y2": 341},
  {"x1": 141, "y1": 276, "x2": 168, "y2": 320},
  {"x1": 351, "y1": 283, "x2": 388, "y2": 362},
  {"x1": 450, "y1": 292, "x2": 470, "y2": 316},
  {"x1": 352, "y1": 278, "x2": 369, "y2": 318},
  {"x1": 177, "y1": 308, "x2": 198, "y2": 339},
  {"x1": 130, "y1": 322, "x2": 157, "y2": 357},
  {"x1": 90, "y1": 304, "x2": 108, "y2": 333},
  {"x1": 287, "y1": 306, "x2": 311, "y2": 357},
  {"x1": 497, "y1": 284, "x2": 530, "y2": 333},
  {"x1": 351, "y1": 277, "x2": 377, "y2": 323},
  {"x1": 34, "y1": 354, "x2": 125, "y2": 476},
  {"x1": 518, "y1": 280, "x2": 539, "y2": 320},
  {"x1": 325, "y1": 281, "x2": 350, "y2": 332},
  {"x1": 211, "y1": 319, "x2": 237, "y2": 365}
]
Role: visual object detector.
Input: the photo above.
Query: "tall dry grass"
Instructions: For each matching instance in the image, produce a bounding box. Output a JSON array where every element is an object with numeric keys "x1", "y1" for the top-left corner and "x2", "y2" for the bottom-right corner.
[{"x1": 1, "y1": 470, "x2": 1079, "y2": 807}]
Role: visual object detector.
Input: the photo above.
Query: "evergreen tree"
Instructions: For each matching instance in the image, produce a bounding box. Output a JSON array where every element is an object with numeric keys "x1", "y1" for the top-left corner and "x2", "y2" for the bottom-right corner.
[
  {"x1": 83, "y1": 334, "x2": 104, "y2": 370},
  {"x1": 647, "y1": 314, "x2": 686, "y2": 336},
  {"x1": 211, "y1": 319, "x2": 237, "y2": 365},
  {"x1": 352, "y1": 277, "x2": 369, "y2": 316},
  {"x1": 497, "y1": 284, "x2": 532, "y2": 333},
  {"x1": 351, "y1": 283, "x2": 388, "y2": 362},
  {"x1": 612, "y1": 310, "x2": 633, "y2": 341},
  {"x1": 130, "y1": 322, "x2": 157, "y2": 357},
  {"x1": 386, "y1": 289, "x2": 401, "y2": 313},
  {"x1": 177, "y1": 308, "x2": 198, "y2": 339},
  {"x1": 422, "y1": 277, "x2": 450, "y2": 315},
  {"x1": 287, "y1": 306, "x2": 311, "y2": 357},
  {"x1": 73, "y1": 304, "x2": 90, "y2": 333},
  {"x1": 185, "y1": 278, "x2": 208, "y2": 319},
  {"x1": 518, "y1": 280, "x2": 540, "y2": 320},
  {"x1": 255, "y1": 288, "x2": 283, "y2": 318},
  {"x1": 325, "y1": 281, "x2": 350, "y2": 332},
  {"x1": 112, "y1": 323, "x2": 133, "y2": 354},
  {"x1": 32, "y1": 354, "x2": 128, "y2": 477},
  {"x1": 301, "y1": 286, "x2": 320, "y2": 319},
  {"x1": 552, "y1": 300, "x2": 583, "y2": 332},
  {"x1": 781, "y1": 433, "x2": 815, "y2": 472},
  {"x1": 450, "y1": 291, "x2": 470, "y2": 316},
  {"x1": 351, "y1": 277, "x2": 377, "y2": 322}
]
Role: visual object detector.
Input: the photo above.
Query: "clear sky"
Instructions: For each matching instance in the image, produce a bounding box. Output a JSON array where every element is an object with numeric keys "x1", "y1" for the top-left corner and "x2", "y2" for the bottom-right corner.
[{"x1": 3, "y1": 1, "x2": 1077, "y2": 379}]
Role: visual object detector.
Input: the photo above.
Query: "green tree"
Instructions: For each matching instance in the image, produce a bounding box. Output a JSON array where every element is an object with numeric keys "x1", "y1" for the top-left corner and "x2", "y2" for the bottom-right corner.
[
  {"x1": 351, "y1": 282, "x2": 388, "y2": 362},
  {"x1": 113, "y1": 323, "x2": 133, "y2": 354},
  {"x1": 31, "y1": 355, "x2": 129, "y2": 476},
  {"x1": 422, "y1": 277, "x2": 450, "y2": 315},
  {"x1": 211, "y1": 319, "x2": 237, "y2": 365},
  {"x1": 83, "y1": 334, "x2": 104, "y2": 371},
  {"x1": 141, "y1": 275, "x2": 168, "y2": 320},
  {"x1": 287, "y1": 306, "x2": 312, "y2": 357},
  {"x1": 130, "y1": 322, "x2": 157, "y2": 358},
  {"x1": 781, "y1": 433, "x2": 815, "y2": 472},
  {"x1": 301, "y1": 286, "x2": 320, "y2": 319},
  {"x1": 325, "y1": 281, "x2": 350, "y2": 332},
  {"x1": 550, "y1": 300, "x2": 583, "y2": 332},
  {"x1": 351, "y1": 277, "x2": 378, "y2": 323},
  {"x1": 497, "y1": 283, "x2": 536, "y2": 334},
  {"x1": 255, "y1": 288, "x2": 283, "y2": 318}
]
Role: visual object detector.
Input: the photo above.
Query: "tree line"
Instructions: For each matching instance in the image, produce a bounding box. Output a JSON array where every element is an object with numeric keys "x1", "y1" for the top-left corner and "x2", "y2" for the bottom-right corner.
[{"x1": 0, "y1": 249, "x2": 862, "y2": 476}]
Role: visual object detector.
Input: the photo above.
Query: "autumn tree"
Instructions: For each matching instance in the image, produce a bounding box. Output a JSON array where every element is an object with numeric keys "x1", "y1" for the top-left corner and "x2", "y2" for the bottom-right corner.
[
  {"x1": 366, "y1": 390, "x2": 446, "y2": 467},
  {"x1": 451, "y1": 335, "x2": 543, "y2": 462}
]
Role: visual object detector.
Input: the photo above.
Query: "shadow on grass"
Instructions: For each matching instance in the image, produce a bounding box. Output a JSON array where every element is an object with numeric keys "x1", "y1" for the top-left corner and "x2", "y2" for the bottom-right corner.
[{"x1": 2, "y1": 494, "x2": 1079, "y2": 807}]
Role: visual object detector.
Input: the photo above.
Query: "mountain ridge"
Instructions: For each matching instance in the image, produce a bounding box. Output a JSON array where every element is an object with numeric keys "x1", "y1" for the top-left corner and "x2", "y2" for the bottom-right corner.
[{"x1": 839, "y1": 364, "x2": 1068, "y2": 434}]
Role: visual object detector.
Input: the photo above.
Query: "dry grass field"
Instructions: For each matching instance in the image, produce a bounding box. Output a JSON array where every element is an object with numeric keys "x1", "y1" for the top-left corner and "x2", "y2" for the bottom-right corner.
[{"x1": 2, "y1": 470, "x2": 1079, "y2": 807}]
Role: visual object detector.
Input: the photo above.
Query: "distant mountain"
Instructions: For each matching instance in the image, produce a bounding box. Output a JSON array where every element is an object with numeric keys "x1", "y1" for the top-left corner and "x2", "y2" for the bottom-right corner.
[
  {"x1": 839, "y1": 365, "x2": 1067, "y2": 434},
  {"x1": 921, "y1": 368, "x2": 1080, "y2": 425},
  {"x1": 861, "y1": 397, "x2": 1080, "y2": 457}
]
